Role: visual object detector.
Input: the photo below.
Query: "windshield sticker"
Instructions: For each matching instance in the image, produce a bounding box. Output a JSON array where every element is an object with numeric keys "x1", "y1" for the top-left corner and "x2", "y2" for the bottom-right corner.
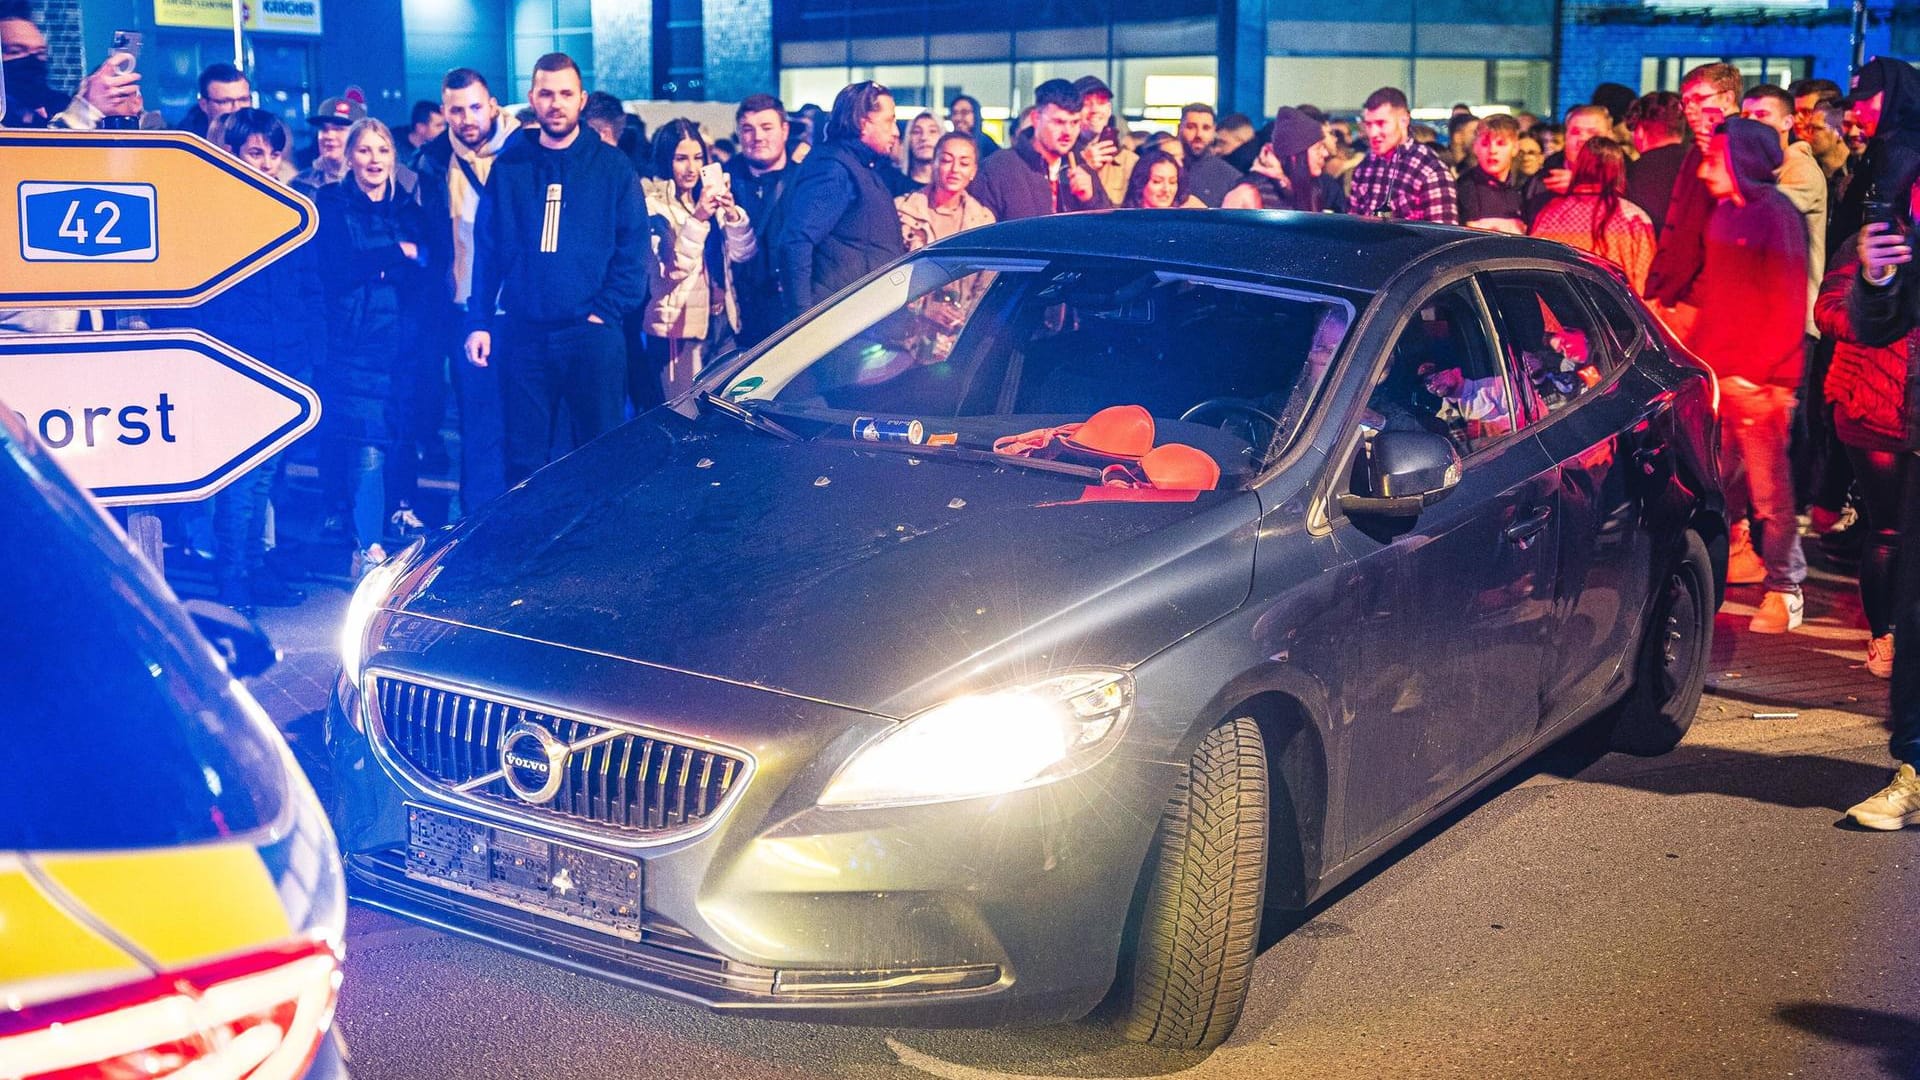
[{"x1": 726, "y1": 376, "x2": 764, "y2": 398}]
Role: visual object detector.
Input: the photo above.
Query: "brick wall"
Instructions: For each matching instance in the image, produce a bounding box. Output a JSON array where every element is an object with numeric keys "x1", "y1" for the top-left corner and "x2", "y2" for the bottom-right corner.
[
  {"x1": 30, "y1": 0, "x2": 86, "y2": 95},
  {"x1": 1556, "y1": 1, "x2": 1893, "y2": 110},
  {"x1": 701, "y1": 0, "x2": 769, "y2": 103}
]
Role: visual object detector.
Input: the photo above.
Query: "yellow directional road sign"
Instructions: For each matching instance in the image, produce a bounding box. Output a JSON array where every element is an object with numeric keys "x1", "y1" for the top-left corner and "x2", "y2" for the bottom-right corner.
[{"x1": 0, "y1": 130, "x2": 316, "y2": 309}]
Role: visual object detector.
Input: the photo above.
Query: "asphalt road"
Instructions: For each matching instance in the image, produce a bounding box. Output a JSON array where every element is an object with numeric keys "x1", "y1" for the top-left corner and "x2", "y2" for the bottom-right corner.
[{"x1": 245, "y1": 573, "x2": 1919, "y2": 1080}]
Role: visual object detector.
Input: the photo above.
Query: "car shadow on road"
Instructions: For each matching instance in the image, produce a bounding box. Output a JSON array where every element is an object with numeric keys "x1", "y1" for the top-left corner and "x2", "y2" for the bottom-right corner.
[{"x1": 1775, "y1": 1002, "x2": 1920, "y2": 1079}]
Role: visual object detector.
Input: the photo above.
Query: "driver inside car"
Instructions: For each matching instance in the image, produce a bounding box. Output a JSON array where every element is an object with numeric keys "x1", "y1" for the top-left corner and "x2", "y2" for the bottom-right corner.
[{"x1": 1418, "y1": 360, "x2": 1515, "y2": 441}]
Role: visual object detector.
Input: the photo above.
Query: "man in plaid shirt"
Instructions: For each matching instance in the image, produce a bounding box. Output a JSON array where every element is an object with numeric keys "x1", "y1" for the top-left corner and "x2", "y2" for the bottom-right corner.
[{"x1": 1348, "y1": 87, "x2": 1460, "y2": 224}]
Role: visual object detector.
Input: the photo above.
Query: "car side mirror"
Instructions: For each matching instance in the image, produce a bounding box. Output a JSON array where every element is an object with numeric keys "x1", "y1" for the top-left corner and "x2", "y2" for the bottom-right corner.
[
  {"x1": 1336, "y1": 429, "x2": 1462, "y2": 519},
  {"x1": 183, "y1": 599, "x2": 280, "y2": 678}
]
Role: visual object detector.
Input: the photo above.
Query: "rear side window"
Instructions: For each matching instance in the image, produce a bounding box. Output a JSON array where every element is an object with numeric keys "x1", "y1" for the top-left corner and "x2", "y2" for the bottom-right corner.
[
  {"x1": 0, "y1": 430, "x2": 289, "y2": 850},
  {"x1": 1577, "y1": 275, "x2": 1649, "y2": 361},
  {"x1": 1482, "y1": 271, "x2": 1614, "y2": 423}
]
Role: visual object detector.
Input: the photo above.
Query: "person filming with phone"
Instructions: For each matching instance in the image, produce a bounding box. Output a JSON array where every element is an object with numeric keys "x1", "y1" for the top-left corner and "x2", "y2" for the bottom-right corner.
[
  {"x1": 642, "y1": 118, "x2": 756, "y2": 401},
  {"x1": 1842, "y1": 168, "x2": 1920, "y2": 830}
]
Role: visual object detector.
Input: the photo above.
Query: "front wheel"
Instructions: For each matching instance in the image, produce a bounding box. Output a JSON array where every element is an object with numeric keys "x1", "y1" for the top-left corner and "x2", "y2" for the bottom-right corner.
[
  {"x1": 1602, "y1": 530, "x2": 1714, "y2": 756},
  {"x1": 1117, "y1": 716, "x2": 1268, "y2": 1051}
]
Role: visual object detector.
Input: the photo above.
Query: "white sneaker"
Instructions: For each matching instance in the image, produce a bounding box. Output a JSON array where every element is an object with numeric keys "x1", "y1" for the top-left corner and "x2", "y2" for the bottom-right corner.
[
  {"x1": 1749, "y1": 590, "x2": 1803, "y2": 634},
  {"x1": 1848, "y1": 764, "x2": 1920, "y2": 830},
  {"x1": 1867, "y1": 634, "x2": 1894, "y2": 679}
]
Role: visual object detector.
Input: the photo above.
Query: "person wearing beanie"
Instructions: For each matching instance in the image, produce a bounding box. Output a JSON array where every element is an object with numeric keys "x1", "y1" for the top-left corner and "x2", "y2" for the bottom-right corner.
[{"x1": 1223, "y1": 107, "x2": 1332, "y2": 211}]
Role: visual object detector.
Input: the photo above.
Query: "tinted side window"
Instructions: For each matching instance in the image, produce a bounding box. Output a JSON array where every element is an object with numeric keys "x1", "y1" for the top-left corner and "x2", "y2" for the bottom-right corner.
[
  {"x1": 1577, "y1": 274, "x2": 1648, "y2": 361},
  {"x1": 1483, "y1": 271, "x2": 1612, "y2": 422},
  {"x1": 1363, "y1": 283, "x2": 1516, "y2": 458}
]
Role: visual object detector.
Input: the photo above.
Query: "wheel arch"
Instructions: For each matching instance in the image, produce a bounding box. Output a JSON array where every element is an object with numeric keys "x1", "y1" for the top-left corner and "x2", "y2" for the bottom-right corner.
[{"x1": 1232, "y1": 690, "x2": 1329, "y2": 909}]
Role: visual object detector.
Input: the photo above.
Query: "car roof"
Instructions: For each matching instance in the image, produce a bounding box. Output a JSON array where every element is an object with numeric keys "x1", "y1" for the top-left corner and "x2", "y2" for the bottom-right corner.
[{"x1": 933, "y1": 209, "x2": 1579, "y2": 293}]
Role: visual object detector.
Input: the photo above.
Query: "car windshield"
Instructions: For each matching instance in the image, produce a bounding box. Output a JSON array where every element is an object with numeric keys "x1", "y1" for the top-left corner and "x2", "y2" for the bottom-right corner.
[
  {"x1": 0, "y1": 424, "x2": 290, "y2": 850},
  {"x1": 712, "y1": 255, "x2": 1353, "y2": 488}
]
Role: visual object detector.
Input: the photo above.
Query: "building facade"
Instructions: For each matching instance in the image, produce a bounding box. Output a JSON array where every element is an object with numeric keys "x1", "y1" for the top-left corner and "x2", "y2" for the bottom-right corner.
[{"x1": 22, "y1": 0, "x2": 1919, "y2": 147}]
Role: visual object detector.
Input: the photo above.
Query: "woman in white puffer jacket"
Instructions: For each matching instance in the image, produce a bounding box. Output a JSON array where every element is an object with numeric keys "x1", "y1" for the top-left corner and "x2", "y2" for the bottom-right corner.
[{"x1": 644, "y1": 119, "x2": 756, "y2": 400}]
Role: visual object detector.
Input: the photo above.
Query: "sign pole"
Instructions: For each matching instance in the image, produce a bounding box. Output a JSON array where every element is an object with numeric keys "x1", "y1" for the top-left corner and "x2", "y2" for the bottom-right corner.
[{"x1": 231, "y1": 0, "x2": 245, "y2": 68}]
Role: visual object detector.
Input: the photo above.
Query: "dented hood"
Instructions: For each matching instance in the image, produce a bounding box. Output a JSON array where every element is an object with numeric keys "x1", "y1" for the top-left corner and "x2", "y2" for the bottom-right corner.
[{"x1": 392, "y1": 414, "x2": 1259, "y2": 718}]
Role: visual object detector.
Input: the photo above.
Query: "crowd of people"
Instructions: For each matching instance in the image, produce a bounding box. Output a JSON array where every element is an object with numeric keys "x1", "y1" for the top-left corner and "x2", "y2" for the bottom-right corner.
[{"x1": 1, "y1": 0, "x2": 1916, "y2": 829}]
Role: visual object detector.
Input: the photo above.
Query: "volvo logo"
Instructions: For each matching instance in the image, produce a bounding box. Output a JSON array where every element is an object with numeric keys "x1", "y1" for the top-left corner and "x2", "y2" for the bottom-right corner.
[{"x1": 500, "y1": 723, "x2": 569, "y2": 804}]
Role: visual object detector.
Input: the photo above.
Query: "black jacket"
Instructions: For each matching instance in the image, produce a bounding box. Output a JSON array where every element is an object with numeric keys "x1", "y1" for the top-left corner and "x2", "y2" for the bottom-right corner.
[
  {"x1": 972, "y1": 137, "x2": 1114, "y2": 222},
  {"x1": 1834, "y1": 58, "x2": 1920, "y2": 249},
  {"x1": 1626, "y1": 141, "x2": 1688, "y2": 236},
  {"x1": 1645, "y1": 144, "x2": 1711, "y2": 306},
  {"x1": 315, "y1": 175, "x2": 433, "y2": 417},
  {"x1": 150, "y1": 238, "x2": 326, "y2": 387},
  {"x1": 770, "y1": 139, "x2": 906, "y2": 321},
  {"x1": 466, "y1": 131, "x2": 650, "y2": 332},
  {"x1": 1456, "y1": 165, "x2": 1546, "y2": 225},
  {"x1": 724, "y1": 154, "x2": 793, "y2": 345}
]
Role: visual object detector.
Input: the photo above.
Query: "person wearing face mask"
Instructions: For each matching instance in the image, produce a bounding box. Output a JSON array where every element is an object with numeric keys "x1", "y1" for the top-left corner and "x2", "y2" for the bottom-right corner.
[
  {"x1": 0, "y1": 1, "x2": 142, "y2": 131},
  {"x1": 150, "y1": 108, "x2": 325, "y2": 612},
  {"x1": 295, "y1": 95, "x2": 367, "y2": 193},
  {"x1": 642, "y1": 119, "x2": 756, "y2": 401},
  {"x1": 315, "y1": 117, "x2": 434, "y2": 573},
  {"x1": 895, "y1": 131, "x2": 995, "y2": 361},
  {"x1": 770, "y1": 81, "x2": 909, "y2": 322},
  {"x1": 1223, "y1": 107, "x2": 1336, "y2": 212}
]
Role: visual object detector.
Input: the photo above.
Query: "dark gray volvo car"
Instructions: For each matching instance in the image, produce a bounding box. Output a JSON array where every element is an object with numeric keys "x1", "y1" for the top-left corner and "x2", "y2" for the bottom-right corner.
[{"x1": 327, "y1": 213, "x2": 1725, "y2": 1050}]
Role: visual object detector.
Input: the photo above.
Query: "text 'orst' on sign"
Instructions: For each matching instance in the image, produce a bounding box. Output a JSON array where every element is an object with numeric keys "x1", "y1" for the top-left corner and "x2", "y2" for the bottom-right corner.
[
  {"x1": 0, "y1": 131, "x2": 315, "y2": 308},
  {"x1": 0, "y1": 331, "x2": 321, "y2": 506}
]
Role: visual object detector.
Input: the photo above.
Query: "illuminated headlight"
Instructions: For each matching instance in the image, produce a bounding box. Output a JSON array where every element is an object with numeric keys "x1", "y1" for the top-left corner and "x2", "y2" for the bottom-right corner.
[
  {"x1": 817, "y1": 671, "x2": 1134, "y2": 809},
  {"x1": 339, "y1": 539, "x2": 423, "y2": 689}
]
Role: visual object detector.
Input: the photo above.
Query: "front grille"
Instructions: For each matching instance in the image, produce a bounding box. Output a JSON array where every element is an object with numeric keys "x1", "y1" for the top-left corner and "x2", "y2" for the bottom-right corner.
[{"x1": 371, "y1": 675, "x2": 748, "y2": 837}]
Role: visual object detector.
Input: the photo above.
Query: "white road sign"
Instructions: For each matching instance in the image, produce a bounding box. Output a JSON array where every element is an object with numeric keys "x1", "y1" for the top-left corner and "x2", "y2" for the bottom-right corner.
[{"x1": 0, "y1": 330, "x2": 320, "y2": 506}]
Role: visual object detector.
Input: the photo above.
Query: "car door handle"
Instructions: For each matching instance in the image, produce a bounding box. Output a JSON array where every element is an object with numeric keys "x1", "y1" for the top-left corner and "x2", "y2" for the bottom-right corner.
[{"x1": 1504, "y1": 507, "x2": 1553, "y2": 543}]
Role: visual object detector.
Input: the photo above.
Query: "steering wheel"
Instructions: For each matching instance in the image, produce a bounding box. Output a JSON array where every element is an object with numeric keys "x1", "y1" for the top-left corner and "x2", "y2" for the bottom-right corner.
[{"x1": 1180, "y1": 398, "x2": 1282, "y2": 448}]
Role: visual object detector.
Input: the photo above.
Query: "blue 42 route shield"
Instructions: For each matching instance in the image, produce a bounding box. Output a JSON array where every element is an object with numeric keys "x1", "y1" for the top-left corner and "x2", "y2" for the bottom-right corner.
[
  {"x1": 0, "y1": 331, "x2": 321, "y2": 505},
  {"x1": 1, "y1": 130, "x2": 315, "y2": 308}
]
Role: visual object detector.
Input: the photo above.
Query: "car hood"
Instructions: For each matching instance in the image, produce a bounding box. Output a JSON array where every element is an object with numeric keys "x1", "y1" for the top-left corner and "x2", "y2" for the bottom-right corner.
[{"x1": 393, "y1": 414, "x2": 1259, "y2": 718}]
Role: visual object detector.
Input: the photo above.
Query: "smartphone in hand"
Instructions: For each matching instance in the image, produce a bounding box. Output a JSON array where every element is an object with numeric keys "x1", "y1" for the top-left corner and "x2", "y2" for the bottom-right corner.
[
  {"x1": 108, "y1": 29, "x2": 142, "y2": 74},
  {"x1": 700, "y1": 161, "x2": 727, "y2": 195}
]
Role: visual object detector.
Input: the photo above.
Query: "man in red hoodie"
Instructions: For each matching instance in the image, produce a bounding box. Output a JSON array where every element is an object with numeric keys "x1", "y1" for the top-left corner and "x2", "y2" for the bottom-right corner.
[{"x1": 1692, "y1": 117, "x2": 1813, "y2": 633}]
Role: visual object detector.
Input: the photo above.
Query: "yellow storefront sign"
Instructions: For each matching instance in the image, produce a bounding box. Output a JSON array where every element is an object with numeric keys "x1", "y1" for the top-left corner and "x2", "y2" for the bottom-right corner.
[{"x1": 154, "y1": 0, "x2": 322, "y2": 35}]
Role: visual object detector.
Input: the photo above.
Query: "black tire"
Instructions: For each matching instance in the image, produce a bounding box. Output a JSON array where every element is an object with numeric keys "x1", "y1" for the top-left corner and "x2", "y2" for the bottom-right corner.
[
  {"x1": 1603, "y1": 530, "x2": 1714, "y2": 756},
  {"x1": 1118, "y1": 716, "x2": 1268, "y2": 1051}
]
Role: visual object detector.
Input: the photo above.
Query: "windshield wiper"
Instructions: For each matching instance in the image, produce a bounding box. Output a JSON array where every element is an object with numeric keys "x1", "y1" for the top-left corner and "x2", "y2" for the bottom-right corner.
[
  {"x1": 832, "y1": 436, "x2": 1105, "y2": 481},
  {"x1": 698, "y1": 390, "x2": 801, "y2": 442}
]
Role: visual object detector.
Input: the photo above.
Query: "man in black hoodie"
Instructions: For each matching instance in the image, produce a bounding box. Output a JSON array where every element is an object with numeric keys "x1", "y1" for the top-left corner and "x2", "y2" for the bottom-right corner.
[
  {"x1": 1831, "y1": 58, "x2": 1920, "y2": 251},
  {"x1": 464, "y1": 53, "x2": 649, "y2": 485}
]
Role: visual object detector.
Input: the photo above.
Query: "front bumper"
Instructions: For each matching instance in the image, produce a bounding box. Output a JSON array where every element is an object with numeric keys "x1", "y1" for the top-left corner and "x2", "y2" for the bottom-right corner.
[{"x1": 326, "y1": 615, "x2": 1179, "y2": 1027}]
